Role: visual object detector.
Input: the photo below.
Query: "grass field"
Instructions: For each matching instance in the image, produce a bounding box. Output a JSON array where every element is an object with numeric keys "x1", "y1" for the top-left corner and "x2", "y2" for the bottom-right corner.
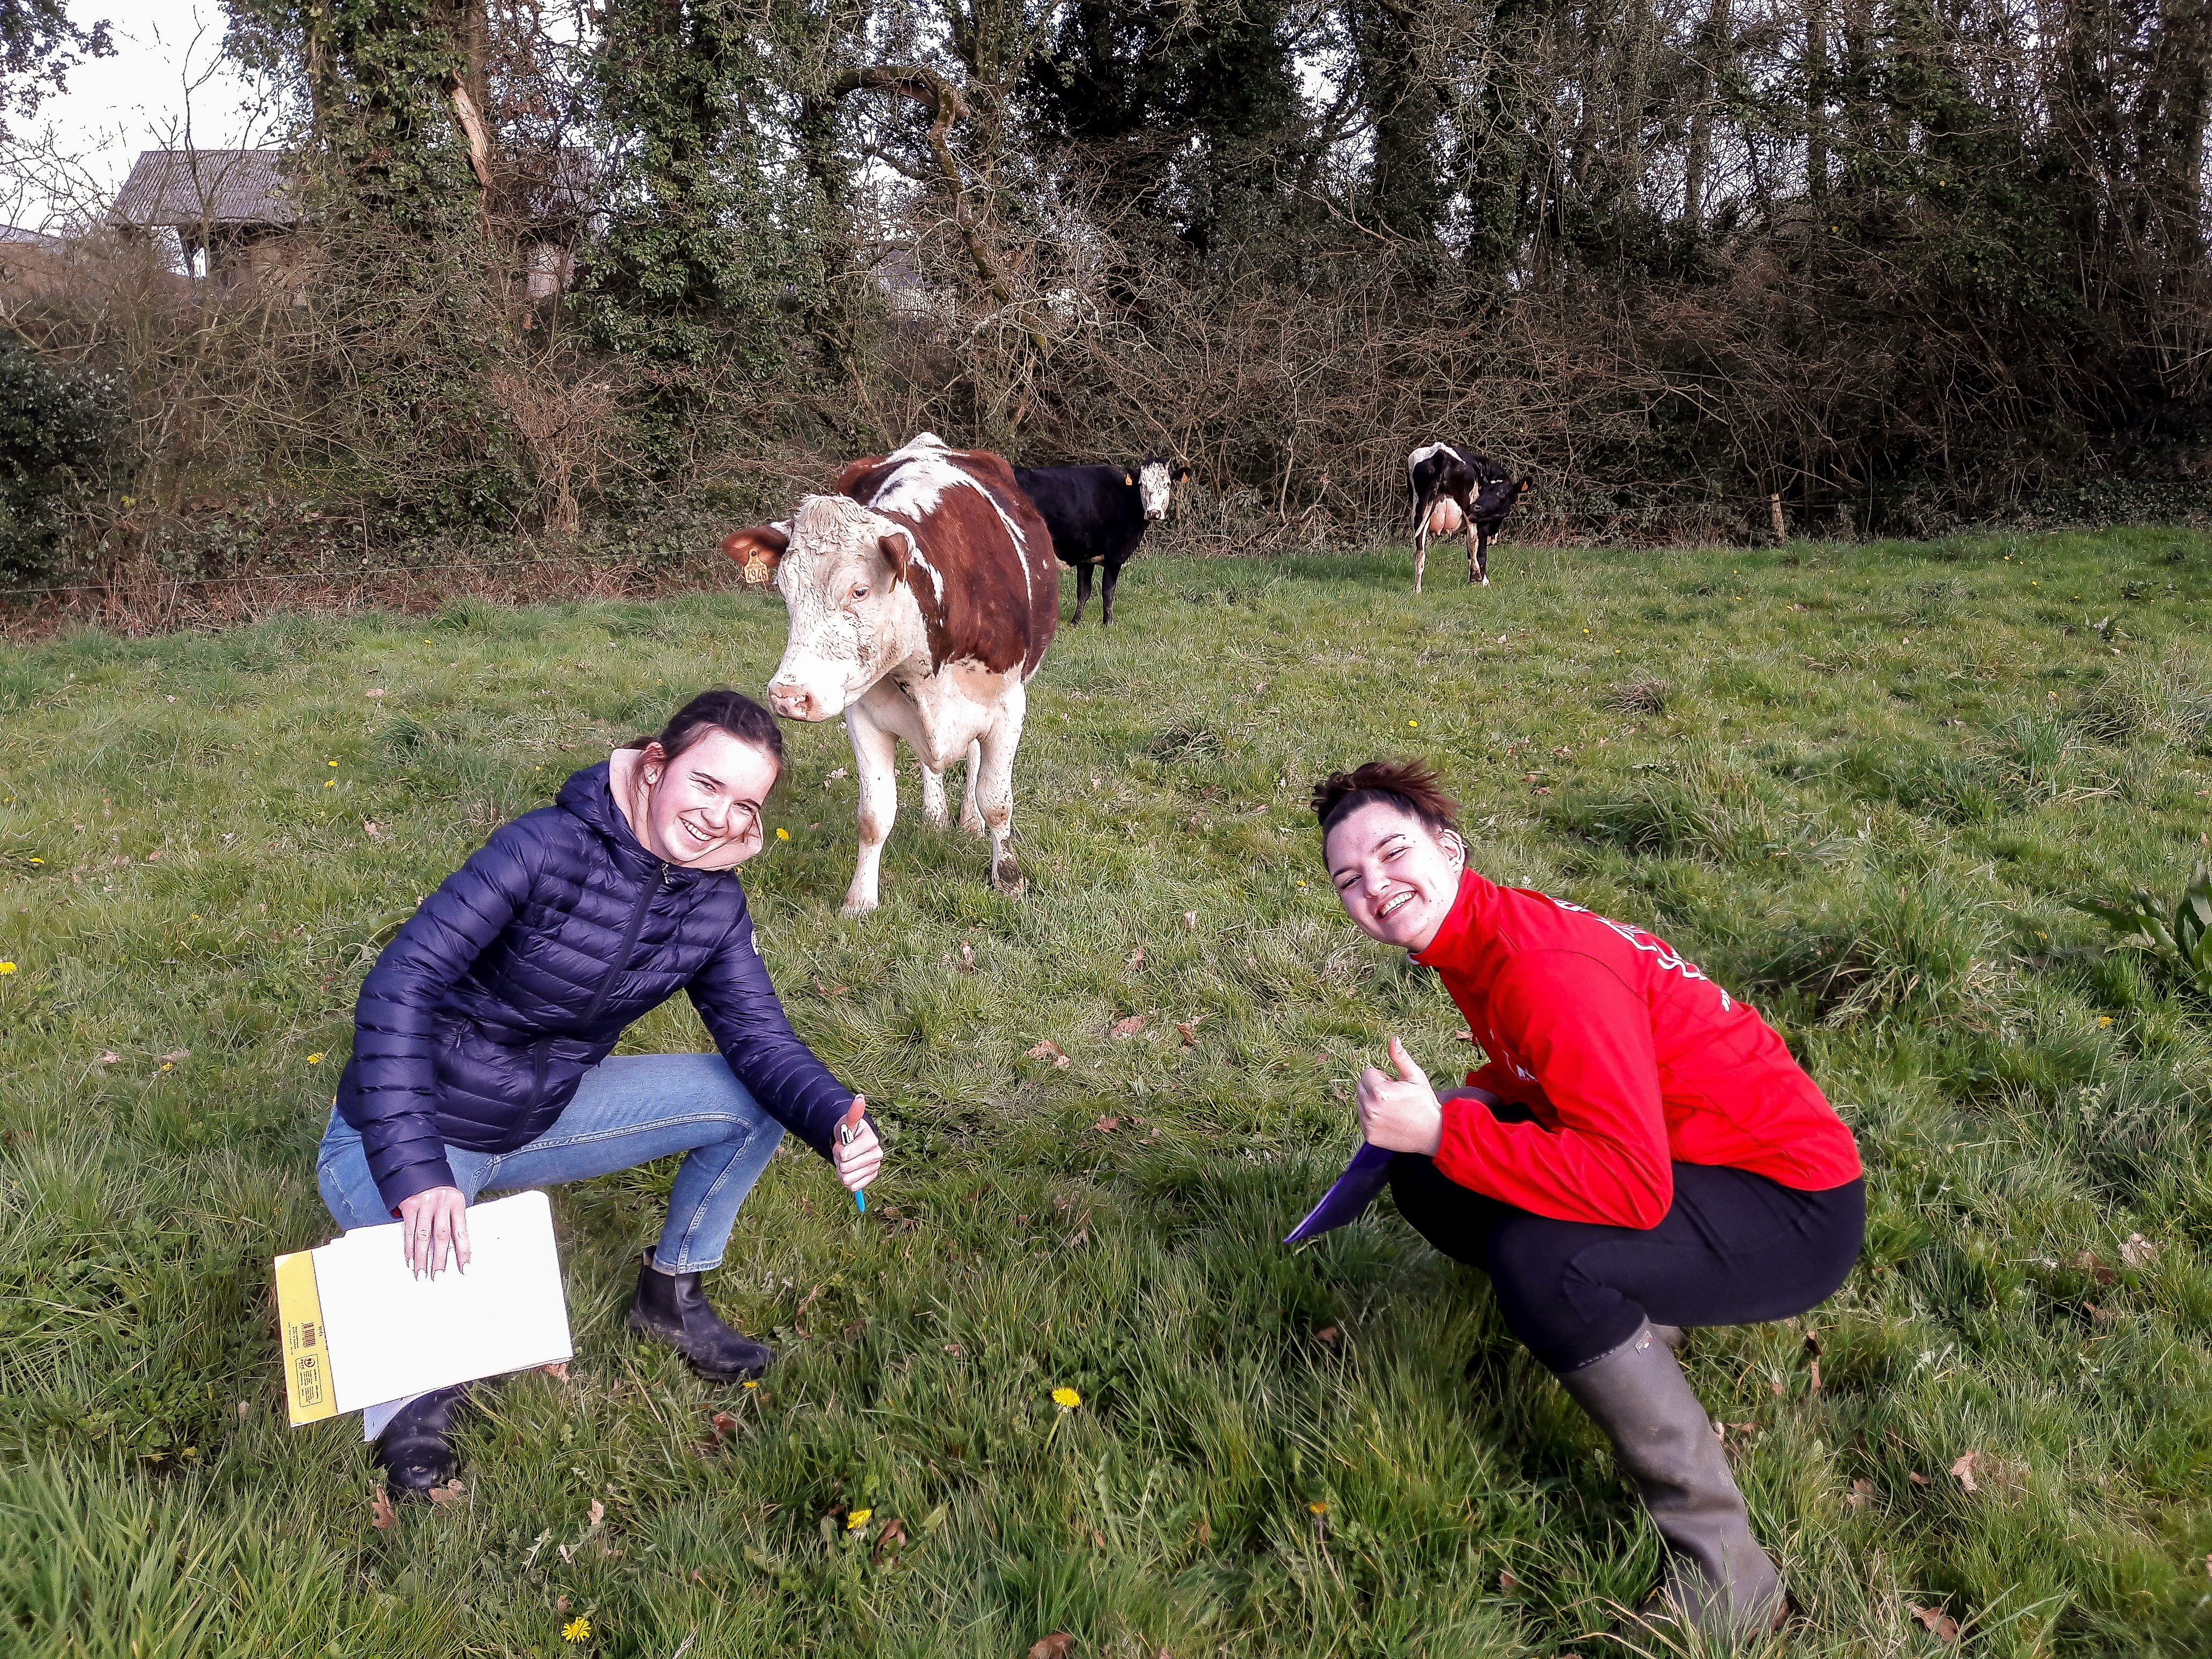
[{"x1": 5, "y1": 527, "x2": 2212, "y2": 1658}]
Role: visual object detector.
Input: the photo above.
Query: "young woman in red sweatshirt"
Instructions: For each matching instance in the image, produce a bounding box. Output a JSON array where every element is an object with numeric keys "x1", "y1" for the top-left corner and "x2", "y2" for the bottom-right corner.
[{"x1": 1316, "y1": 759, "x2": 1863, "y2": 1637}]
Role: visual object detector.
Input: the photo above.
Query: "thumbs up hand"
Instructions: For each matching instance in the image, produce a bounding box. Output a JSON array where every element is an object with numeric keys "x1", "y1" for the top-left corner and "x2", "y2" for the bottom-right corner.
[{"x1": 1355, "y1": 1036, "x2": 1444, "y2": 1156}]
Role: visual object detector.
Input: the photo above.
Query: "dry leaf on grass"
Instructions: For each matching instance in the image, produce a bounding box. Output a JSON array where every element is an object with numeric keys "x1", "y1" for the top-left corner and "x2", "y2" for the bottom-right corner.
[
  {"x1": 1175, "y1": 1017, "x2": 1203, "y2": 1045},
  {"x1": 369, "y1": 1486, "x2": 397, "y2": 1530},
  {"x1": 587, "y1": 1498, "x2": 606, "y2": 1529},
  {"x1": 709, "y1": 1410, "x2": 737, "y2": 1440},
  {"x1": 1110, "y1": 1014, "x2": 1148, "y2": 1038},
  {"x1": 1908, "y1": 1602, "x2": 1959, "y2": 1641},
  {"x1": 427, "y1": 1478, "x2": 466, "y2": 1506},
  {"x1": 1026, "y1": 1040, "x2": 1070, "y2": 1067},
  {"x1": 1182, "y1": 911, "x2": 1197, "y2": 930},
  {"x1": 540, "y1": 1361, "x2": 569, "y2": 1381},
  {"x1": 363, "y1": 820, "x2": 386, "y2": 839},
  {"x1": 1908, "y1": 1471, "x2": 1931, "y2": 1487},
  {"x1": 1950, "y1": 1451, "x2": 1980, "y2": 1493},
  {"x1": 364, "y1": 686, "x2": 385, "y2": 698},
  {"x1": 815, "y1": 979, "x2": 850, "y2": 997},
  {"x1": 1026, "y1": 1635, "x2": 1075, "y2": 1659},
  {"x1": 96, "y1": 1051, "x2": 121, "y2": 1065},
  {"x1": 871, "y1": 1517, "x2": 908, "y2": 1561},
  {"x1": 160, "y1": 1049, "x2": 190, "y2": 1064},
  {"x1": 1454, "y1": 1028, "x2": 1475, "y2": 1043},
  {"x1": 1498, "y1": 1570, "x2": 1519, "y2": 1591},
  {"x1": 2121, "y1": 1232, "x2": 2158, "y2": 1267},
  {"x1": 1314, "y1": 1325, "x2": 1340, "y2": 1346},
  {"x1": 2074, "y1": 1250, "x2": 2117, "y2": 1284},
  {"x1": 1093, "y1": 1116, "x2": 1120, "y2": 1133},
  {"x1": 1809, "y1": 1359, "x2": 1822, "y2": 1392},
  {"x1": 1126, "y1": 948, "x2": 1145, "y2": 970},
  {"x1": 958, "y1": 942, "x2": 975, "y2": 970},
  {"x1": 1846, "y1": 1478, "x2": 1874, "y2": 1510}
]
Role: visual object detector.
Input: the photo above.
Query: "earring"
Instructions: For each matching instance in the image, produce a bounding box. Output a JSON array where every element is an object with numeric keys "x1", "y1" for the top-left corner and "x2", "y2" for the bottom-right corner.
[{"x1": 646, "y1": 769, "x2": 660, "y2": 785}]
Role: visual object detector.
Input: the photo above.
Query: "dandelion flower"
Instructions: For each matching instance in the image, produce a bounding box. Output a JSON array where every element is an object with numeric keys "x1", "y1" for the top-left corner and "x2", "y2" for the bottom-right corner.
[
  {"x1": 562, "y1": 1616, "x2": 592, "y2": 1642},
  {"x1": 776, "y1": 827, "x2": 790, "y2": 841},
  {"x1": 742, "y1": 1379, "x2": 759, "y2": 1389},
  {"x1": 1309, "y1": 1501, "x2": 1328, "y2": 1515},
  {"x1": 308, "y1": 1052, "x2": 325, "y2": 1064},
  {"x1": 1407, "y1": 720, "x2": 1417, "y2": 728},
  {"x1": 27, "y1": 857, "x2": 40, "y2": 864},
  {"x1": 0, "y1": 962, "x2": 14, "y2": 975},
  {"x1": 328, "y1": 760, "x2": 338, "y2": 768},
  {"x1": 1052, "y1": 1387, "x2": 1082, "y2": 1410},
  {"x1": 2098, "y1": 1016, "x2": 2113, "y2": 1027},
  {"x1": 325, "y1": 780, "x2": 337, "y2": 788},
  {"x1": 846, "y1": 1507, "x2": 873, "y2": 1530}
]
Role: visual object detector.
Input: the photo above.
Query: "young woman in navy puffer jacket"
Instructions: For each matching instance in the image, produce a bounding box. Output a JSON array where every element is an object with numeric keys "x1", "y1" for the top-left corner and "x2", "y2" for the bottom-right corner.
[{"x1": 316, "y1": 689, "x2": 881, "y2": 1497}]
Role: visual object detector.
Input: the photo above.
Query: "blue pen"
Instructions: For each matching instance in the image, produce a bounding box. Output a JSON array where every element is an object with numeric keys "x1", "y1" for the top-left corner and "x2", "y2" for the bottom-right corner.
[{"x1": 838, "y1": 1100, "x2": 869, "y2": 1214}]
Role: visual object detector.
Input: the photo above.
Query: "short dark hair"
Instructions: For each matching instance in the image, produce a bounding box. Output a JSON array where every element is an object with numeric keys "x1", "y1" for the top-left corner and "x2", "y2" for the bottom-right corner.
[
  {"x1": 624, "y1": 689, "x2": 784, "y2": 773},
  {"x1": 1312, "y1": 759, "x2": 1459, "y2": 842}
]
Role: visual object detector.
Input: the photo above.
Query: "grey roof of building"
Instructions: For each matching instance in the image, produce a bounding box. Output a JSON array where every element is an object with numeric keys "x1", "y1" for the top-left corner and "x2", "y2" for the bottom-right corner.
[{"x1": 110, "y1": 150, "x2": 301, "y2": 229}]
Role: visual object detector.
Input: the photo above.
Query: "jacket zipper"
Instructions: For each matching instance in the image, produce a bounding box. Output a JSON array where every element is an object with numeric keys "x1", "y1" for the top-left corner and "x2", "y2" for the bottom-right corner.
[{"x1": 528, "y1": 863, "x2": 666, "y2": 1115}]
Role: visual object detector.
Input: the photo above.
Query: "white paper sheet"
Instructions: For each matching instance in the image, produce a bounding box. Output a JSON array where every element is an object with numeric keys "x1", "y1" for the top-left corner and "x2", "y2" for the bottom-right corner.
[{"x1": 313, "y1": 1190, "x2": 574, "y2": 1414}]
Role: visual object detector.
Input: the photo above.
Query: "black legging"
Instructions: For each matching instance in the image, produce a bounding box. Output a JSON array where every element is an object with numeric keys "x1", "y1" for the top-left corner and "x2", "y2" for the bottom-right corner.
[{"x1": 1389, "y1": 1149, "x2": 1865, "y2": 1373}]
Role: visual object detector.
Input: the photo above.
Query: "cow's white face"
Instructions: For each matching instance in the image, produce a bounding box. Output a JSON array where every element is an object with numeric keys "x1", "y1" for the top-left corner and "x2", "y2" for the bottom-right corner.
[
  {"x1": 1137, "y1": 460, "x2": 1174, "y2": 521},
  {"x1": 765, "y1": 494, "x2": 928, "y2": 722}
]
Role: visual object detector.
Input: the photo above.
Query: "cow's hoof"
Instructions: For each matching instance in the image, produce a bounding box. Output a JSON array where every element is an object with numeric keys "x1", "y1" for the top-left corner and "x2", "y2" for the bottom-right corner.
[
  {"x1": 840, "y1": 894, "x2": 879, "y2": 918},
  {"x1": 992, "y1": 857, "x2": 1024, "y2": 895},
  {"x1": 959, "y1": 811, "x2": 988, "y2": 837}
]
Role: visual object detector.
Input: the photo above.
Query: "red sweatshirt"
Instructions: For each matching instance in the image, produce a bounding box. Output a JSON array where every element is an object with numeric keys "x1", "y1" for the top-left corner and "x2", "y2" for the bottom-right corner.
[{"x1": 1410, "y1": 871, "x2": 1860, "y2": 1228}]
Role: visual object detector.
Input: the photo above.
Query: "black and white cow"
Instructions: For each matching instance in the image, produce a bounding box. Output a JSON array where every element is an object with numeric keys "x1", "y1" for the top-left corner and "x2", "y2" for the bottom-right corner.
[
  {"x1": 1012, "y1": 458, "x2": 1187, "y2": 625},
  {"x1": 1406, "y1": 443, "x2": 1531, "y2": 592}
]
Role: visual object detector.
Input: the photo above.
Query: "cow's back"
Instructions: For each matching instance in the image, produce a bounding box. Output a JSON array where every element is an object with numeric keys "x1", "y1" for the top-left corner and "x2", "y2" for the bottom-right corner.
[
  {"x1": 836, "y1": 438, "x2": 1058, "y2": 680},
  {"x1": 1012, "y1": 465, "x2": 1142, "y2": 569}
]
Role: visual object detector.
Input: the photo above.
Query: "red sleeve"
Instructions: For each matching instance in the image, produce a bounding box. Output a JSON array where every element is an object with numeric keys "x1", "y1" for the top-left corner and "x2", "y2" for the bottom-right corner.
[
  {"x1": 1465, "y1": 1056, "x2": 1541, "y2": 1105},
  {"x1": 1432, "y1": 952, "x2": 1673, "y2": 1228}
]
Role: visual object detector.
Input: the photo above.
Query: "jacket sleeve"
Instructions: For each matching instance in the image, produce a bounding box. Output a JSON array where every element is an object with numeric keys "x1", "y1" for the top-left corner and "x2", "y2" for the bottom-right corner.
[
  {"x1": 1432, "y1": 951, "x2": 1673, "y2": 1228},
  {"x1": 348, "y1": 819, "x2": 544, "y2": 1210},
  {"x1": 687, "y1": 900, "x2": 856, "y2": 1157}
]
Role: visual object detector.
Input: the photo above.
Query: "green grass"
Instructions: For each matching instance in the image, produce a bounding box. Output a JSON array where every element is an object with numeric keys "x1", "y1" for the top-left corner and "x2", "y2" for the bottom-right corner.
[{"x1": 4, "y1": 526, "x2": 2212, "y2": 1657}]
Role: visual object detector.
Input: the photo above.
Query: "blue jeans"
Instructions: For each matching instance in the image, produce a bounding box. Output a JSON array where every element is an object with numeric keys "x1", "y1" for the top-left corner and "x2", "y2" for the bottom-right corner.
[{"x1": 316, "y1": 1053, "x2": 785, "y2": 1273}]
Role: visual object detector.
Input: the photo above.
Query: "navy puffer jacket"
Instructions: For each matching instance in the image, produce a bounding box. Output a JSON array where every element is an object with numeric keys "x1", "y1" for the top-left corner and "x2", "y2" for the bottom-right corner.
[{"x1": 337, "y1": 761, "x2": 853, "y2": 1211}]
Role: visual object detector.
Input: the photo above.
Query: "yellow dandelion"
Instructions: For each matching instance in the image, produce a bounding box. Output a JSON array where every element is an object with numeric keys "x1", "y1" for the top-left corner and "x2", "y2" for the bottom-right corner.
[
  {"x1": 308, "y1": 1052, "x2": 325, "y2": 1064},
  {"x1": 776, "y1": 827, "x2": 790, "y2": 841},
  {"x1": 2098, "y1": 1016, "x2": 2113, "y2": 1027},
  {"x1": 327, "y1": 760, "x2": 338, "y2": 767},
  {"x1": 27, "y1": 857, "x2": 41, "y2": 864},
  {"x1": 846, "y1": 1507, "x2": 872, "y2": 1530},
  {"x1": 0, "y1": 962, "x2": 14, "y2": 975},
  {"x1": 160, "y1": 1063, "x2": 173, "y2": 1072},
  {"x1": 325, "y1": 780, "x2": 337, "y2": 788},
  {"x1": 562, "y1": 1616, "x2": 591, "y2": 1642},
  {"x1": 742, "y1": 1379, "x2": 759, "y2": 1389},
  {"x1": 1408, "y1": 719, "x2": 1417, "y2": 728},
  {"x1": 1309, "y1": 1500, "x2": 1328, "y2": 1515},
  {"x1": 1052, "y1": 1387, "x2": 1082, "y2": 1410}
]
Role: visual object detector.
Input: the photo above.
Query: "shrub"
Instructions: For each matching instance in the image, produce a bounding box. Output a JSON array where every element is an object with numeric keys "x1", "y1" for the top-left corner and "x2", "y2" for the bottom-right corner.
[
  {"x1": 0, "y1": 340, "x2": 122, "y2": 586},
  {"x1": 2072, "y1": 862, "x2": 2212, "y2": 1004}
]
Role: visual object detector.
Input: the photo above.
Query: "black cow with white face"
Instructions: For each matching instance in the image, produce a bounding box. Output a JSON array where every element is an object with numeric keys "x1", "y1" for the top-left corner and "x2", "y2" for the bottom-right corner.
[
  {"x1": 1406, "y1": 443, "x2": 1531, "y2": 592},
  {"x1": 1012, "y1": 458, "x2": 1188, "y2": 625}
]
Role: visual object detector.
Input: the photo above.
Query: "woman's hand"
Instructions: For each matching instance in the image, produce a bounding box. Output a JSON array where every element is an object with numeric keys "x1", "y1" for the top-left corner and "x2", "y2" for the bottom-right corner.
[
  {"x1": 833, "y1": 1096, "x2": 883, "y2": 1193},
  {"x1": 1356, "y1": 1037, "x2": 1444, "y2": 1156},
  {"x1": 397, "y1": 1185, "x2": 472, "y2": 1279}
]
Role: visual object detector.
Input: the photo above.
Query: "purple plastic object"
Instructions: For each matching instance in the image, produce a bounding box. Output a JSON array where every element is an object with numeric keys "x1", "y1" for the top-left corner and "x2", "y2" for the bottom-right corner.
[{"x1": 1282, "y1": 1142, "x2": 1396, "y2": 1243}]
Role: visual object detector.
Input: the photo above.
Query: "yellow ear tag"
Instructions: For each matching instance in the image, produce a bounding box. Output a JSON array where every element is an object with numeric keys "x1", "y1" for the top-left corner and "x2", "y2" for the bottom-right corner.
[
  {"x1": 743, "y1": 556, "x2": 772, "y2": 586},
  {"x1": 1124, "y1": 473, "x2": 1134, "y2": 487}
]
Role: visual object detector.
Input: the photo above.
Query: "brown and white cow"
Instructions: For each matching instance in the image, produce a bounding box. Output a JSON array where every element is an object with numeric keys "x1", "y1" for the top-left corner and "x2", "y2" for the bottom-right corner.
[{"x1": 722, "y1": 434, "x2": 1058, "y2": 917}]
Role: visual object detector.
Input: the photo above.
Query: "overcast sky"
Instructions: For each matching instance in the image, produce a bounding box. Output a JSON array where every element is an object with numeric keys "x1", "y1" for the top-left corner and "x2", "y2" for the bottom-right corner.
[{"x1": 6, "y1": 0, "x2": 278, "y2": 231}]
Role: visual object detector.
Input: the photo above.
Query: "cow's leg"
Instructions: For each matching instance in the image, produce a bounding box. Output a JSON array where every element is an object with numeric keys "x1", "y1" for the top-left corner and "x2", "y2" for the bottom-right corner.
[
  {"x1": 1471, "y1": 522, "x2": 1491, "y2": 586},
  {"x1": 1413, "y1": 521, "x2": 1428, "y2": 595},
  {"x1": 1071, "y1": 562, "x2": 1092, "y2": 624},
  {"x1": 975, "y1": 685, "x2": 1027, "y2": 895},
  {"x1": 1100, "y1": 557, "x2": 1123, "y2": 626},
  {"x1": 958, "y1": 738, "x2": 985, "y2": 836},
  {"x1": 841, "y1": 705, "x2": 900, "y2": 918},
  {"x1": 920, "y1": 759, "x2": 950, "y2": 828}
]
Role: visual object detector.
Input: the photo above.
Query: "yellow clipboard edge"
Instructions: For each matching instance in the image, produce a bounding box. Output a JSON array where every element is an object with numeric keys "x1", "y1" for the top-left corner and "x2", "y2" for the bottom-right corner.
[{"x1": 274, "y1": 1250, "x2": 338, "y2": 1426}]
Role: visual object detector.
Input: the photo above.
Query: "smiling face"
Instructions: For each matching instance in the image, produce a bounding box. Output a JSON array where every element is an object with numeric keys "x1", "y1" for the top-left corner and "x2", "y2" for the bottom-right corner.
[
  {"x1": 628, "y1": 728, "x2": 779, "y2": 870},
  {"x1": 1137, "y1": 460, "x2": 1174, "y2": 521},
  {"x1": 1325, "y1": 799, "x2": 1467, "y2": 952}
]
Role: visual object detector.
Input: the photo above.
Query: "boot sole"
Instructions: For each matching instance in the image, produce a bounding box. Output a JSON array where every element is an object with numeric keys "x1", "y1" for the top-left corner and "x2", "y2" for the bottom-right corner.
[{"x1": 627, "y1": 1311, "x2": 772, "y2": 1384}]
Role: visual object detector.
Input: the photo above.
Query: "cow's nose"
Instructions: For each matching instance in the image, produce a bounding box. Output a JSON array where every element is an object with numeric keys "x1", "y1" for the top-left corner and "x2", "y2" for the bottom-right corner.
[
  {"x1": 1145, "y1": 508, "x2": 1165, "y2": 521},
  {"x1": 767, "y1": 683, "x2": 811, "y2": 720}
]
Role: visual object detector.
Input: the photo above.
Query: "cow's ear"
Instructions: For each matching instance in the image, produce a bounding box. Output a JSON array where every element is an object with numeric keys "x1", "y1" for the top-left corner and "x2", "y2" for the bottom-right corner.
[
  {"x1": 1174, "y1": 465, "x2": 1191, "y2": 482},
  {"x1": 722, "y1": 524, "x2": 789, "y2": 587},
  {"x1": 877, "y1": 529, "x2": 915, "y2": 587}
]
